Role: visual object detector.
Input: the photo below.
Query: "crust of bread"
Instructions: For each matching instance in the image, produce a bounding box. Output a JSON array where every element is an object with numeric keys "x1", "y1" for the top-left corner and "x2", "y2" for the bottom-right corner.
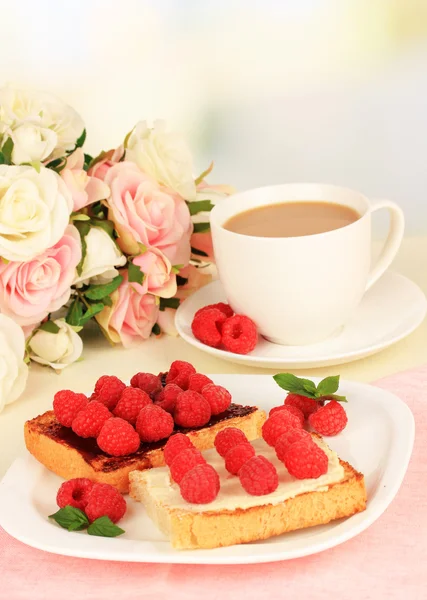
[
  {"x1": 24, "y1": 408, "x2": 266, "y2": 493},
  {"x1": 129, "y1": 460, "x2": 366, "y2": 549}
]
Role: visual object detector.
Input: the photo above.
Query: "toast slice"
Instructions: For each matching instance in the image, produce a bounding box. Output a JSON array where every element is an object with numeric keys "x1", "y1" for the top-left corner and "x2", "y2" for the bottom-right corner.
[
  {"x1": 129, "y1": 437, "x2": 367, "y2": 549},
  {"x1": 24, "y1": 405, "x2": 266, "y2": 493}
]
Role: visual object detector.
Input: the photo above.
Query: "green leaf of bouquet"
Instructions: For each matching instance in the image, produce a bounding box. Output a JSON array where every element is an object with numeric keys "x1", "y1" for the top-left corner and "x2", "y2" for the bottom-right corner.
[
  {"x1": 90, "y1": 219, "x2": 115, "y2": 237},
  {"x1": 193, "y1": 222, "x2": 210, "y2": 234},
  {"x1": 45, "y1": 156, "x2": 67, "y2": 173},
  {"x1": 128, "y1": 262, "x2": 144, "y2": 284},
  {"x1": 191, "y1": 246, "x2": 209, "y2": 257},
  {"x1": 152, "y1": 323, "x2": 161, "y2": 336},
  {"x1": 159, "y1": 297, "x2": 180, "y2": 311},
  {"x1": 74, "y1": 221, "x2": 91, "y2": 276},
  {"x1": 188, "y1": 199, "x2": 214, "y2": 216},
  {"x1": 316, "y1": 375, "x2": 340, "y2": 397},
  {"x1": 1, "y1": 137, "x2": 14, "y2": 164},
  {"x1": 176, "y1": 275, "x2": 188, "y2": 286},
  {"x1": 0, "y1": 152, "x2": 5, "y2": 164},
  {"x1": 49, "y1": 506, "x2": 89, "y2": 532},
  {"x1": 38, "y1": 320, "x2": 60, "y2": 334},
  {"x1": 194, "y1": 161, "x2": 214, "y2": 186},
  {"x1": 72, "y1": 213, "x2": 91, "y2": 221},
  {"x1": 66, "y1": 298, "x2": 84, "y2": 326},
  {"x1": 83, "y1": 153, "x2": 93, "y2": 171},
  {"x1": 91, "y1": 202, "x2": 107, "y2": 217},
  {"x1": 76, "y1": 128, "x2": 87, "y2": 148},
  {"x1": 101, "y1": 295, "x2": 113, "y2": 307},
  {"x1": 273, "y1": 373, "x2": 318, "y2": 399},
  {"x1": 87, "y1": 516, "x2": 125, "y2": 538},
  {"x1": 171, "y1": 264, "x2": 184, "y2": 274},
  {"x1": 79, "y1": 302, "x2": 105, "y2": 326},
  {"x1": 84, "y1": 275, "x2": 123, "y2": 300},
  {"x1": 0, "y1": 256, "x2": 9, "y2": 265}
]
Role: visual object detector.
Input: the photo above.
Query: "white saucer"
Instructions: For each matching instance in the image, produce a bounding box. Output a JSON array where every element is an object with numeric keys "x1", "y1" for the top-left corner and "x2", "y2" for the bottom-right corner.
[{"x1": 175, "y1": 272, "x2": 427, "y2": 369}]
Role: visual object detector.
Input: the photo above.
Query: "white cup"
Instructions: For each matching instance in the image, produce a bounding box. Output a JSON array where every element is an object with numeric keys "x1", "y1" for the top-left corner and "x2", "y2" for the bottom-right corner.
[{"x1": 210, "y1": 183, "x2": 405, "y2": 346}]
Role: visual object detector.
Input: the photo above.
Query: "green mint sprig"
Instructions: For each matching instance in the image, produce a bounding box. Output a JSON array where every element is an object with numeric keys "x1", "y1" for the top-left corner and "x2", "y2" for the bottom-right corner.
[
  {"x1": 49, "y1": 505, "x2": 125, "y2": 537},
  {"x1": 273, "y1": 373, "x2": 347, "y2": 402}
]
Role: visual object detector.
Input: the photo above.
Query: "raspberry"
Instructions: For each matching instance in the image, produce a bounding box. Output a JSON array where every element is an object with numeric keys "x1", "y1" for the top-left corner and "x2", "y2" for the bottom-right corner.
[
  {"x1": 71, "y1": 401, "x2": 112, "y2": 438},
  {"x1": 308, "y1": 400, "x2": 348, "y2": 436},
  {"x1": 285, "y1": 393, "x2": 319, "y2": 418},
  {"x1": 56, "y1": 478, "x2": 94, "y2": 511},
  {"x1": 94, "y1": 375, "x2": 111, "y2": 395},
  {"x1": 166, "y1": 360, "x2": 196, "y2": 390},
  {"x1": 97, "y1": 417, "x2": 141, "y2": 456},
  {"x1": 284, "y1": 439, "x2": 328, "y2": 479},
  {"x1": 179, "y1": 464, "x2": 220, "y2": 504},
  {"x1": 224, "y1": 442, "x2": 255, "y2": 475},
  {"x1": 269, "y1": 404, "x2": 304, "y2": 427},
  {"x1": 93, "y1": 376, "x2": 126, "y2": 411},
  {"x1": 239, "y1": 456, "x2": 279, "y2": 496},
  {"x1": 188, "y1": 373, "x2": 213, "y2": 393},
  {"x1": 262, "y1": 410, "x2": 302, "y2": 447},
  {"x1": 191, "y1": 307, "x2": 227, "y2": 348},
  {"x1": 169, "y1": 448, "x2": 206, "y2": 483},
  {"x1": 53, "y1": 390, "x2": 88, "y2": 427},
  {"x1": 136, "y1": 404, "x2": 174, "y2": 442},
  {"x1": 174, "y1": 390, "x2": 211, "y2": 428},
  {"x1": 85, "y1": 482, "x2": 127, "y2": 523},
  {"x1": 201, "y1": 384, "x2": 232, "y2": 415},
  {"x1": 154, "y1": 383, "x2": 181, "y2": 413},
  {"x1": 194, "y1": 302, "x2": 234, "y2": 319},
  {"x1": 214, "y1": 427, "x2": 248, "y2": 457},
  {"x1": 163, "y1": 433, "x2": 194, "y2": 466},
  {"x1": 275, "y1": 429, "x2": 312, "y2": 462},
  {"x1": 221, "y1": 314, "x2": 258, "y2": 354},
  {"x1": 130, "y1": 372, "x2": 162, "y2": 398},
  {"x1": 113, "y1": 387, "x2": 152, "y2": 424}
]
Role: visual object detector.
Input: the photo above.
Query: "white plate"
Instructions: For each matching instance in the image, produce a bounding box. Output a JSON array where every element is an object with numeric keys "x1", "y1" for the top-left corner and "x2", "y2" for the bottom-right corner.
[
  {"x1": 0, "y1": 375, "x2": 414, "y2": 564},
  {"x1": 175, "y1": 272, "x2": 427, "y2": 369}
]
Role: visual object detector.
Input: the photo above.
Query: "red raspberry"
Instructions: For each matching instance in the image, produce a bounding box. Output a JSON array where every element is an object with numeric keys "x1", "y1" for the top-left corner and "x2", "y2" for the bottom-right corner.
[
  {"x1": 113, "y1": 387, "x2": 152, "y2": 424},
  {"x1": 191, "y1": 307, "x2": 227, "y2": 348},
  {"x1": 221, "y1": 314, "x2": 258, "y2": 354},
  {"x1": 239, "y1": 456, "x2": 279, "y2": 495},
  {"x1": 53, "y1": 390, "x2": 88, "y2": 427},
  {"x1": 201, "y1": 384, "x2": 232, "y2": 415},
  {"x1": 71, "y1": 401, "x2": 112, "y2": 438},
  {"x1": 284, "y1": 439, "x2": 328, "y2": 479},
  {"x1": 85, "y1": 482, "x2": 127, "y2": 523},
  {"x1": 130, "y1": 372, "x2": 162, "y2": 398},
  {"x1": 224, "y1": 442, "x2": 255, "y2": 475},
  {"x1": 93, "y1": 376, "x2": 126, "y2": 411},
  {"x1": 285, "y1": 393, "x2": 319, "y2": 419},
  {"x1": 154, "y1": 383, "x2": 181, "y2": 413},
  {"x1": 163, "y1": 433, "x2": 195, "y2": 466},
  {"x1": 56, "y1": 478, "x2": 94, "y2": 511},
  {"x1": 269, "y1": 405, "x2": 304, "y2": 427},
  {"x1": 308, "y1": 400, "x2": 348, "y2": 436},
  {"x1": 136, "y1": 404, "x2": 174, "y2": 442},
  {"x1": 275, "y1": 429, "x2": 312, "y2": 462},
  {"x1": 262, "y1": 410, "x2": 302, "y2": 447},
  {"x1": 195, "y1": 302, "x2": 234, "y2": 319},
  {"x1": 94, "y1": 375, "x2": 111, "y2": 395},
  {"x1": 169, "y1": 448, "x2": 206, "y2": 483},
  {"x1": 179, "y1": 464, "x2": 220, "y2": 504},
  {"x1": 214, "y1": 427, "x2": 248, "y2": 457},
  {"x1": 188, "y1": 372, "x2": 213, "y2": 393},
  {"x1": 166, "y1": 360, "x2": 196, "y2": 390},
  {"x1": 174, "y1": 390, "x2": 211, "y2": 428},
  {"x1": 97, "y1": 417, "x2": 141, "y2": 456}
]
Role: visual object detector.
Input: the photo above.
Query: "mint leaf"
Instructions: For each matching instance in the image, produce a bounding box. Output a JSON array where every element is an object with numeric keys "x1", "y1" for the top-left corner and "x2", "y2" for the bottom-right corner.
[
  {"x1": 329, "y1": 394, "x2": 348, "y2": 403},
  {"x1": 49, "y1": 506, "x2": 89, "y2": 532},
  {"x1": 272, "y1": 373, "x2": 317, "y2": 399},
  {"x1": 79, "y1": 302, "x2": 104, "y2": 326},
  {"x1": 159, "y1": 297, "x2": 180, "y2": 311},
  {"x1": 316, "y1": 375, "x2": 340, "y2": 397},
  {"x1": 66, "y1": 298, "x2": 84, "y2": 326},
  {"x1": 76, "y1": 128, "x2": 87, "y2": 148},
  {"x1": 84, "y1": 275, "x2": 123, "y2": 300},
  {"x1": 187, "y1": 199, "x2": 214, "y2": 216},
  {"x1": 87, "y1": 516, "x2": 125, "y2": 538},
  {"x1": 193, "y1": 222, "x2": 210, "y2": 234},
  {"x1": 38, "y1": 320, "x2": 60, "y2": 334},
  {"x1": 128, "y1": 262, "x2": 144, "y2": 284},
  {"x1": 194, "y1": 161, "x2": 214, "y2": 186},
  {"x1": 1, "y1": 137, "x2": 14, "y2": 164}
]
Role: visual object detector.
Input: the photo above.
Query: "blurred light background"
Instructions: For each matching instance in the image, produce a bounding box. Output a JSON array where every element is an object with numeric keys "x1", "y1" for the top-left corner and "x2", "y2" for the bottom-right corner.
[{"x1": 1, "y1": 0, "x2": 426, "y2": 234}]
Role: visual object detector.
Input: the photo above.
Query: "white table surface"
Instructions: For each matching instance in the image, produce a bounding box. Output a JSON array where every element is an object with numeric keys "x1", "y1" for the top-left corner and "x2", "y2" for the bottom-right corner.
[{"x1": 0, "y1": 236, "x2": 426, "y2": 478}]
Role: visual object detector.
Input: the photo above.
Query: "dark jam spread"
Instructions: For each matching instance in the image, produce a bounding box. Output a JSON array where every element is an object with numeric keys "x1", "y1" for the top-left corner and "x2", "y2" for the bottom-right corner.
[{"x1": 38, "y1": 404, "x2": 257, "y2": 471}]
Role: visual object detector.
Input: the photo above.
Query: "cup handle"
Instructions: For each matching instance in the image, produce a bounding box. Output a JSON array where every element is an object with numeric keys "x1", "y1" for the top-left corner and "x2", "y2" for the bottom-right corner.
[{"x1": 366, "y1": 199, "x2": 405, "y2": 290}]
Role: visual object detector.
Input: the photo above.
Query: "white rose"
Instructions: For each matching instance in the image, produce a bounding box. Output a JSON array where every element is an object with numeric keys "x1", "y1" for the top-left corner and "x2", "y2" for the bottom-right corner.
[
  {"x1": 0, "y1": 165, "x2": 73, "y2": 261},
  {"x1": 11, "y1": 121, "x2": 58, "y2": 164},
  {"x1": 29, "y1": 319, "x2": 83, "y2": 370},
  {"x1": 0, "y1": 87, "x2": 85, "y2": 162},
  {"x1": 126, "y1": 120, "x2": 196, "y2": 200},
  {"x1": 0, "y1": 314, "x2": 29, "y2": 413},
  {"x1": 73, "y1": 226, "x2": 127, "y2": 285}
]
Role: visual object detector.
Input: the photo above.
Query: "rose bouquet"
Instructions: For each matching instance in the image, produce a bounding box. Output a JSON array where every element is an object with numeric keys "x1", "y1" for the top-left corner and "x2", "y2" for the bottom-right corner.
[{"x1": 0, "y1": 87, "x2": 232, "y2": 412}]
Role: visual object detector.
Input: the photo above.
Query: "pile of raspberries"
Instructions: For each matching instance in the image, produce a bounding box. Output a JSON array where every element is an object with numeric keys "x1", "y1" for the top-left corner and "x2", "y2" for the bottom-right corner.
[
  {"x1": 56, "y1": 478, "x2": 126, "y2": 524},
  {"x1": 53, "y1": 361, "x2": 232, "y2": 457},
  {"x1": 191, "y1": 302, "x2": 258, "y2": 355}
]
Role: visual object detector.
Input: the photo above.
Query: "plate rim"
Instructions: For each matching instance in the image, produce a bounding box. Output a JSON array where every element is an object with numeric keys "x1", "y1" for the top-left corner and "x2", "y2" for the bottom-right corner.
[{"x1": 0, "y1": 376, "x2": 415, "y2": 565}]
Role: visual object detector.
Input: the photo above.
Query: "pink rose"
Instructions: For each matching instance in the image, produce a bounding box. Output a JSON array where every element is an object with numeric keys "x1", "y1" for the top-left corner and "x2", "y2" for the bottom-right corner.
[
  {"x1": 103, "y1": 162, "x2": 192, "y2": 265},
  {"x1": 95, "y1": 272, "x2": 159, "y2": 347},
  {"x1": 61, "y1": 148, "x2": 109, "y2": 211},
  {"x1": 88, "y1": 146, "x2": 124, "y2": 182},
  {"x1": 132, "y1": 248, "x2": 177, "y2": 298},
  {"x1": 0, "y1": 225, "x2": 81, "y2": 326}
]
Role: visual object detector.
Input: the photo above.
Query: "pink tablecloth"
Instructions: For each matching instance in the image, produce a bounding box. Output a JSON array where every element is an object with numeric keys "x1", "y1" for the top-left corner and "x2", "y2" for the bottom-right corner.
[{"x1": 2, "y1": 365, "x2": 427, "y2": 600}]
